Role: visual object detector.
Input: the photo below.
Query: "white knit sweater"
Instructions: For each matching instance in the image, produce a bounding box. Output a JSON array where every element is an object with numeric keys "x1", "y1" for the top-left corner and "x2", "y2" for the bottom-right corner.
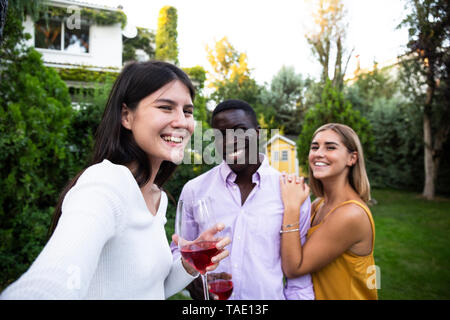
[{"x1": 0, "y1": 159, "x2": 196, "y2": 300}]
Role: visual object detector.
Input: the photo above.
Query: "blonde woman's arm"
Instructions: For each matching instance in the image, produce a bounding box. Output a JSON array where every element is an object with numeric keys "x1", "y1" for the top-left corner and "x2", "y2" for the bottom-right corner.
[{"x1": 280, "y1": 175, "x2": 368, "y2": 278}]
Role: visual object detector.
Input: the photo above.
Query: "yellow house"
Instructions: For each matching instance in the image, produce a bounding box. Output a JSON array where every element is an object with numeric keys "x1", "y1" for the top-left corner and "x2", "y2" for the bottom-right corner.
[{"x1": 264, "y1": 134, "x2": 299, "y2": 175}]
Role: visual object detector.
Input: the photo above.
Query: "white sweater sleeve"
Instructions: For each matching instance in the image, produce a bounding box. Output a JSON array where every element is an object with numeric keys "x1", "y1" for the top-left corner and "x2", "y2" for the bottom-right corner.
[
  {"x1": 0, "y1": 171, "x2": 123, "y2": 300},
  {"x1": 164, "y1": 257, "x2": 198, "y2": 299}
]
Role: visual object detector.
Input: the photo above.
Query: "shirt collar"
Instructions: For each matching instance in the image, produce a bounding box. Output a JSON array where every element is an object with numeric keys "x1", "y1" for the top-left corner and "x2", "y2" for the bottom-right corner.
[{"x1": 219, "y1": 153, "x2": 270, "y2": 187}]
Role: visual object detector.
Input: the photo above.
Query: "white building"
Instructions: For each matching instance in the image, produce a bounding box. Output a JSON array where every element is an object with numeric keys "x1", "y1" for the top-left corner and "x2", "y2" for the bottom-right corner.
[{"x1": 22, "y1": 0, "x2": 124, "y2": 73}]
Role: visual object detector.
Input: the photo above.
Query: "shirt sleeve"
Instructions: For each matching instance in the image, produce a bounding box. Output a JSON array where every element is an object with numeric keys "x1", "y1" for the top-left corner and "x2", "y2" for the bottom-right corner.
[
  {"x1": 284, "y1": 196, "x2": 315, "y2": 300},
  {"x1": 0, "y1": 176, "x2": 122, "y2": 300}
]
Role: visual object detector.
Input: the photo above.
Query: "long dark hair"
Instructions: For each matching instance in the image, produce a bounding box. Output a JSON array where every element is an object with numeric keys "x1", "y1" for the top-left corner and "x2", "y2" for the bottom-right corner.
[{"x1": 49, "y1": 60, "x2": 195, "y2": 236}]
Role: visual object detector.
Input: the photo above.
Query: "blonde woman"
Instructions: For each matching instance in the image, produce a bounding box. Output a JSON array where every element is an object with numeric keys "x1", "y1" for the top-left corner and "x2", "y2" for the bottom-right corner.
[{"x1": 279, "y1": 123, "x2": 378, "y2": 300}]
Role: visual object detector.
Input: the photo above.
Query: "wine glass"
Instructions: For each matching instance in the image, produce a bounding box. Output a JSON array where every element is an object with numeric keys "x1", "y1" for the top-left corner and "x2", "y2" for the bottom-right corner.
[{"x1": 176, "y1": 198, "x2": 221, "y2": 300}]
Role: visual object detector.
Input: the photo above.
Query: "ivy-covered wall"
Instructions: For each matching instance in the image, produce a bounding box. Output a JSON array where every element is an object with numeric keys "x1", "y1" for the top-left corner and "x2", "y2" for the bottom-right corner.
[
  {"x1": 38, "y1": 4, "x2": 127, "y2": 28},
  {"x1": 56, "y1": 66, "x2": 119, "y2": 83}
]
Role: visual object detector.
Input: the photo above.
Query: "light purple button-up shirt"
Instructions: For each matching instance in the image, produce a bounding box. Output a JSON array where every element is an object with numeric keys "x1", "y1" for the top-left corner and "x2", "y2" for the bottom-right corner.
[{"x1": 171, "y1": 155, "x2": 314, "y2": 300}]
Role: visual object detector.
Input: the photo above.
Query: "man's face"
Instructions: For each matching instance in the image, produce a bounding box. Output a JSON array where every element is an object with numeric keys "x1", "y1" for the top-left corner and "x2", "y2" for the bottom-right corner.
[{"x1": 211, "y1": 109, "x2": 260, "y2": 173}]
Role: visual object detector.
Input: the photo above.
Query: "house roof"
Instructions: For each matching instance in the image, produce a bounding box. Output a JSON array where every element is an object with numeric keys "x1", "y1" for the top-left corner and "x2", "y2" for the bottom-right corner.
[
  {"x1": 285, "y1": 134, "x2": 299, "y2": 143},
  {"x1": 264, "y1": 134, "x2": 297, "y2": 147},
  {"x1": 46, "y1": 0, "x2": 119, "y2": 12}
]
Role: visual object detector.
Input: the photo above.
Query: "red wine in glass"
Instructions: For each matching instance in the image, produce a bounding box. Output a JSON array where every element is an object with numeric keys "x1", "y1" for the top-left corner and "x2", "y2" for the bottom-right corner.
[
  {"x1": 176, "y1": 198, "x2": 221, "y2": 300},
  {"x1": 209, "y1": 279, "x2": 233, "y2": 300},
  {"x1": 180, "y1": 240, "x2": 219, "y2": 274}
]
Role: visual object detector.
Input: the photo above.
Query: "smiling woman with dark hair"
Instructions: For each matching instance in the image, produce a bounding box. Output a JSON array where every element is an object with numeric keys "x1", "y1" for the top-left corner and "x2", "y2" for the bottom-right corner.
[{"x1": 0, "y1": 61, "x2": 230, "y2": 300}]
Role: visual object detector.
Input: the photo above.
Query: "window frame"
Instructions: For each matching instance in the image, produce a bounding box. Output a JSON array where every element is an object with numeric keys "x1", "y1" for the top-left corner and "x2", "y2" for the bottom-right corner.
[
  {"x1": 34, "y1": 17, "x2": 90, "y2": 55},
  {"x1": 273, "y1": 150, "x2": 279, "y2": 162},
  {"x1": 281, "y1": 150, "x2": 289, "y2": 162}
]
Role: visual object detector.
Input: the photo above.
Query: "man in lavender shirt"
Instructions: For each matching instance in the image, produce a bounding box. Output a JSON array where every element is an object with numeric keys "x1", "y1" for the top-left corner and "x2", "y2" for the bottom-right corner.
[{"x1": 171, "y1": 100, "x2": 314, "y2": 300}]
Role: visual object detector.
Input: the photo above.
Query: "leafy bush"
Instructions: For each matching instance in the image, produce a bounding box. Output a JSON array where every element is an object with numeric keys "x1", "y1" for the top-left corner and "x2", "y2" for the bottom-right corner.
[{"x1": 68, "y1": 79, "x2": 116, "y2": 173}]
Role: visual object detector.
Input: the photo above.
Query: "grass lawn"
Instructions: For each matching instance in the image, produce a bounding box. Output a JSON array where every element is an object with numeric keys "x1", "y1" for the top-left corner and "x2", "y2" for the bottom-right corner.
[
  {"x1": 370, "y1": 189, "x2": 450, "y2": 299},
  {"x1": 166, "y1": 188, "x2": 450, "y2": 300}
]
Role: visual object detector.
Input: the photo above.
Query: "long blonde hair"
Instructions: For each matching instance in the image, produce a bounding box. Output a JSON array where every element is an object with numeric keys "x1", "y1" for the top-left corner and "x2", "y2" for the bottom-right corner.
[{"x1": 308, "y1": 123, "x2": 371, "y2": 202}]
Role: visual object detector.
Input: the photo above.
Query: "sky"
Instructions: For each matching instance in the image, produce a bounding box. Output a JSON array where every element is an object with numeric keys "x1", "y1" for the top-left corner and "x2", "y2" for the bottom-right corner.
[{"x1": 91, "y1": 0, "x2": 409, "y2": 85}]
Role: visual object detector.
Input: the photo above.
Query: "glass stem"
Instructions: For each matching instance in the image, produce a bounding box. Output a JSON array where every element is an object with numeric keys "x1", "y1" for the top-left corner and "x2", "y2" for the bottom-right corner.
[{"x1": 201, "y1": 273, "x2": 210, "y2": 300}]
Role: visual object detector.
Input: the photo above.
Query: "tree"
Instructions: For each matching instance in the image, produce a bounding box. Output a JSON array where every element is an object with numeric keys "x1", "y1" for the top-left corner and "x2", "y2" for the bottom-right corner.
[
  {"x1": 183, "y1": 66, "x2": 208, "y2": 128},
  {"x1": 345, "y1": 64, "x2": 400, "y2": 116},
  {"x1": 206, "y1": 36, "x2": 252, "y2": 86},
  {"x1": 0, "y1": 0, "x2": 7, "y2": 44},
  {"x1": 260, "y1": 66, "x2": 312, "y2": 134},
  {"x1": 155, "y1": 6, "x2": 179, "y2": 64},
  {"x1": 345, "y1": 64, "x2": 425, "y2": 191},
  {"x1": 297, "y1": 80, "x2": 373, "y2": 171},
  {"x1": 398, "y1": 0, "x2": 450, "y2": 199},
  {"x1": 365, "y1": 96, "x2": 424, "y2": 191},
  {"x1": 306, "y1": 0, "x2": 353, "y2": 90},
  {"x1": 123, "y1": 27, "x2": 155, "y2": 63},
  {"x1": 205, "y1": 36, "x2": 270, "y2": 124}
]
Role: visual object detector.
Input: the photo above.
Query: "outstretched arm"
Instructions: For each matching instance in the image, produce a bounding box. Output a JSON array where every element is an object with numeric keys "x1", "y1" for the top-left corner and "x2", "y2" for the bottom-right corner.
[{"x1": 0, "y1": 180, "x2": 120, "y2": 299}]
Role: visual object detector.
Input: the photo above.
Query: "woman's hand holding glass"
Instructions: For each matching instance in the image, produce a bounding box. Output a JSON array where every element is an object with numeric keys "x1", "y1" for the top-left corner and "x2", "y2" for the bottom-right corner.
[
  {"x1": 172, "y1": 223, "x2": 230, "y2": 276},
  {"x1": 174, "y1": 198, "x2": 230, "y2": 300}
]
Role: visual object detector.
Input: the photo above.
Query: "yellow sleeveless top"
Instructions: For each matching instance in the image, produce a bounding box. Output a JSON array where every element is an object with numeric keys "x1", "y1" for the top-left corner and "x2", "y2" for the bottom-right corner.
[{"x1": 308, "y1": 199, "x2": 378, "y2": 300}]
